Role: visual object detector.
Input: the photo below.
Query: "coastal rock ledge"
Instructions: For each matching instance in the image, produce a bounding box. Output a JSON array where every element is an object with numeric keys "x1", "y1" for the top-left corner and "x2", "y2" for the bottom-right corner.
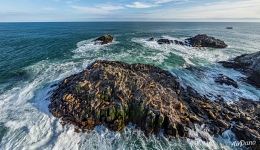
[
  {"x1": 219, "y1": 51, "x2": 260, "y2": 88},
  {"x1": 49, "y1": 60, "x2": 259, "y2": 149}
]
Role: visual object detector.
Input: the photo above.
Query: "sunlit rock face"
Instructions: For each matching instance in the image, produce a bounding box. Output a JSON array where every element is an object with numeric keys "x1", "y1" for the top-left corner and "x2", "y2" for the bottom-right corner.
[{"x1": 49, "y1": 60, "x2": 259, "y2": 149}]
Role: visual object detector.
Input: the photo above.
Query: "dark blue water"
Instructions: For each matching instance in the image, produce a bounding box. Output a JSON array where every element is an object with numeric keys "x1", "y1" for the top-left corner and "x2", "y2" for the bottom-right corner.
[{"x1": 0, "y1": 22, "x2": 259, "y2": 149}]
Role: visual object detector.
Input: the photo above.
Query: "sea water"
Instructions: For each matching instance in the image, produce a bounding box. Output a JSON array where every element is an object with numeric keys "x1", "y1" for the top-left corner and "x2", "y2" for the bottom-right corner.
[{"x1": 0, "y1": 22, "x2": 259, "y2": 150}]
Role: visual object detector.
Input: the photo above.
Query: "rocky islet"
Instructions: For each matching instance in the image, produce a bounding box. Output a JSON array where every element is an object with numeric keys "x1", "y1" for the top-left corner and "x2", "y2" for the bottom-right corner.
[
  {"x1": 154, "y1": 34, "x2": 228, "y2": 48},
  {"x1": 93, "y1": 34, "x2": 114, "y2": 45},
  {"x1": 49, "y1": 59, "x2": 259, "y2": 149}
]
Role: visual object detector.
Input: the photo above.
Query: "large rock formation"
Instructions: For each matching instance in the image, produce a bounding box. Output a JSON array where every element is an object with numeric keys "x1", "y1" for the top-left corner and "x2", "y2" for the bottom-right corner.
[
  {"x1": 219, "y1": 51, "x2": 260, "y2": 88},
  {"x1": 186, "y1": 34, "x2": 228, "y2": 48},
  {"x1": 94, "y1": 35, "x2": 113, "y2": 45},
  {"x1": 49, "y1": 60, "x2": 259, "y2": 149}
]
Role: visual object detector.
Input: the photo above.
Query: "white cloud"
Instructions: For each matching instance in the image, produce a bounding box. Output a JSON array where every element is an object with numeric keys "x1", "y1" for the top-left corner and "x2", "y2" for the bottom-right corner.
[
  {"x1": 142, "y1": 0, "x2": 260, "y2": 20},
  {"x1": 71, "y1": 4, "x2": 124, "y2": 15},
  {"x1": 126, "y1": 2, "x2": 157, "y2": 8},
  {"x1": 154, "y1": 0, "x2": 175, "y2": 4}
]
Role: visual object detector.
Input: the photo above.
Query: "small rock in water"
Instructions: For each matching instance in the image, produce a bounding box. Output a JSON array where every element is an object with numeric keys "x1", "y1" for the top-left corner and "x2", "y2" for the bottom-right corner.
[
  {"x1": 226, "y1": 27, "x2": 233, "y2": 29},
  {"x1": 147, "y1": 37, "x2": 155, "y2": 41},
  {"x1": 214, "y1": 74, "x2": 238, "y2": 88},
  {"x1": 94, "y1": 34, "x2": 113, "y2": 45}
]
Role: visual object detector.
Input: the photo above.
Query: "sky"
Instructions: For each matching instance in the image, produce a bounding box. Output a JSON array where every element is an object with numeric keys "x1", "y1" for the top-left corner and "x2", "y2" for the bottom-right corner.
[{"x1": 0, "y1": 0, "x2": 260, "y2": 22}]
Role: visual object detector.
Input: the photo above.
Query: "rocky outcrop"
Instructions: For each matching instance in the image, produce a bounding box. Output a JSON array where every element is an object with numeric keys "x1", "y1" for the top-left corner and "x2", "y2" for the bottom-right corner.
[
  {"x1": 214, "y1": 74, "x2": 238, "y2": 88},
  {"x1": 154, "y1": 34, "x2": 227, "y2": 48},
  {"x1": 219, "y1": 51, "x2": 260, "y2": 88},
  {"x1": 49, "y1": 60, "x2": 259, "y2": 149},
  {"x1": 94, "y1": 35, "x2": 113, "y2": 45},
  {"x1": 186, "y1": 34, "x2": 227, "y2": 48}
]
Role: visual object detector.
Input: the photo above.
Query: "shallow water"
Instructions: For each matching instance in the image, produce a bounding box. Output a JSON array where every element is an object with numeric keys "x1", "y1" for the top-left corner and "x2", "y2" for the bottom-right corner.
[{"x1": 0, "y1": 22, "x2": 259, "y2": 149}]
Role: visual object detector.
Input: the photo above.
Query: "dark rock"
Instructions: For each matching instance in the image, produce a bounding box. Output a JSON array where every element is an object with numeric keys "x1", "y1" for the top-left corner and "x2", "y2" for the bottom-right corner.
[
  {"x1": 231, "y1": 124, "x2": 260, "y2": 150},
  {"x1": 174, "y1": 40, "x2": 185, "y2": 46},
  {"x1": 148, "y1": 37, "x2": 155, "y2": 41},
  {"x1": 157, "y1": 39, "x2": 173, "y2": 44},
  {"x1": 247, "y1": 72, "x2": 260, "y2": 88},
  {"x1": 219, "y1": 51, "x2": 260, "y2": 88},
  {"x1": 49, "y1": 60, "x2": 259, "y2": 149},
  {"x1": 185, "y1": 34, "x2": 227, "y2": 48},
  {"x1": 94, "y1": 34, "x2": 113, "y2": 45},
  {"x1": 214, "y1": 74, "x2": 238, "y2": 88},
  {"x1": 226, "y1": 27, "x2": 233, "y2": 29}
]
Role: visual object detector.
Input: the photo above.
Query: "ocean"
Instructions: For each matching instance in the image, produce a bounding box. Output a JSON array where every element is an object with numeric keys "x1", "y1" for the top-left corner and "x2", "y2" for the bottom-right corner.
[{"x1": 0, "y1": 22, "x2": 259, "y2": 149}]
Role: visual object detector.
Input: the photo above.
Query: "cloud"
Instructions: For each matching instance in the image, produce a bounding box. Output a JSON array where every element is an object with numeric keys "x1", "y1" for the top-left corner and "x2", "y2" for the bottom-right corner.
[
  {"x1": 143, "y1": 0, "x2": 260, "y2": 20},
  {"x1": 126, "y1": 2, "x2": 157, "y2": 8},
  {"x1": 71, "y1": 4, "x2": 124, "y2": 15},
  {"x1": 154, "y1": 0, "x2": 176, "y2": 4},
  {"x1": 125, "y1": 0, "x2": 185, "y2": 9}
]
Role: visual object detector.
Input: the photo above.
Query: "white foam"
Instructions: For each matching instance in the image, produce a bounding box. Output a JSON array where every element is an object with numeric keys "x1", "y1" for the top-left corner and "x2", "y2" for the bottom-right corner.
[
  {"x1": 174, "y1": 65, "x2": 260, "y2": 101},
  {"x1": 73, "y1": 38, "x2": 119, "y2": 59},
  {"x1": 0, "y1": 36, "x2": 257, "y2": 149}
]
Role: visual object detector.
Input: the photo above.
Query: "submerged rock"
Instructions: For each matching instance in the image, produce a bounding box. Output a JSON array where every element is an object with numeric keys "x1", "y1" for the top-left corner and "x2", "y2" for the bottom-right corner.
[
  {"x1": 185, "y1": 34, "x2": 228, "y2": 48},
  {"x1": 49, "y1": 60, "x2": 259, "y2": 149},
  {"x1": 214, "y1": 74, "x2": 238, "y2": 88},
  {"x1": 94, "y1": 35, "x2": 113, "y2": 45},
  {"x1": 219, "y1": 51, "x2": 260, "y2": 88}
]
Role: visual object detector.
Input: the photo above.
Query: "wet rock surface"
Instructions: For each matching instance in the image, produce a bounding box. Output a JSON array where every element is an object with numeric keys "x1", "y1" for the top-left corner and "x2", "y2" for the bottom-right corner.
[
  {"x1": 157, "y1": 39, "x2": 173, "y2": 44},
  {"x1": 49, "y1": 60, "x2": 259, "y2": 149},
  {"x1": 219, "y1": 51, "x2": 260, "y2": 88},
  {"x1": 214, "y1": 74, "x2": 238, "y2": 88},
  {"x1": 94, "y1": 35, "x2": 113, "y2": 45},
  {"x1": 186, "y1": 34, "x2": 228, "y2": 48}
]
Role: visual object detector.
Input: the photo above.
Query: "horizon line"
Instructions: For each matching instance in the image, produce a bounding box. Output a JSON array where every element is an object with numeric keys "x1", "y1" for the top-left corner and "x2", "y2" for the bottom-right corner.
[{"x1": 1, "y1": 20, "x2": 260, "y2": 23}]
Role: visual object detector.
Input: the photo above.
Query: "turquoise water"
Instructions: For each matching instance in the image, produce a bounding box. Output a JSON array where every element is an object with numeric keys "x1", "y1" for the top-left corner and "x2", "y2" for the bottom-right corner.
[{"x1": 0, "y1": 22, "x2": 259, "y2": 149}]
